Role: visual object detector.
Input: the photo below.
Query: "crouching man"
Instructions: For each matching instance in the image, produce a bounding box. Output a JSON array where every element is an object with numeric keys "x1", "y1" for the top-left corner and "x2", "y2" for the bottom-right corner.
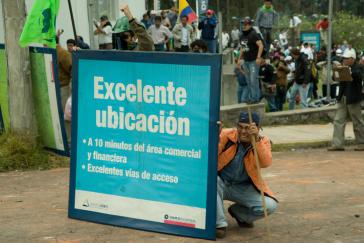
[{"x1": 216, "y1": 112, "x2": 278, "y2": 238}]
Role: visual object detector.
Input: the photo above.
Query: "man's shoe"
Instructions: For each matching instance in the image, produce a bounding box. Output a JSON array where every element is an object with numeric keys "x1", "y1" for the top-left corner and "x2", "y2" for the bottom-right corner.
[
  {"x1": 228, "y1": 207, "x2": 254, "y2": 228},
  {"x1": 216, "y1": 227, "x2": 227, "y2": 239},
  {"x1": 327, "y1": 147, "x2": 345, "y2": 151}
]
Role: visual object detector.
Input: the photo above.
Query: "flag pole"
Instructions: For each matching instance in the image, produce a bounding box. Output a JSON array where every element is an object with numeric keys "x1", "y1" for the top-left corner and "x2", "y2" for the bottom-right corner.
[{"x1": 67, "y1": 0, "x2": 78, "y2": 44}]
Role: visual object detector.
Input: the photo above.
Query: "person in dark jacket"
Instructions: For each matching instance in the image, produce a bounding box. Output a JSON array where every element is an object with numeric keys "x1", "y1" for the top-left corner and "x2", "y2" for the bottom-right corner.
[
  {"x1": 328, "y1": 49, "x2": 364, "y2": 151},
  {"x1": 259, "y1": 59, "x2": 277, "y2": 112},
  {"x1": 288, "y1": 48, "x2": 311, "y2": 110},
  {"x1": 198, "y1": 9, "x2": 217, "y2": 53}
]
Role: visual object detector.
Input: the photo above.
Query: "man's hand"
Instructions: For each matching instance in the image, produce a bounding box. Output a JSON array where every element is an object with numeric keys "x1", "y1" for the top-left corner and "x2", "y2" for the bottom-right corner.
[
  {"x1": 120, "y1": 4, "x2": 133, "y2": 21},
  {"x1": 248, "y1": 123, "x2": 259, "y2": 141},
  {"x1": 256, "y1": 57, "x2": 263, "y2": 66}
]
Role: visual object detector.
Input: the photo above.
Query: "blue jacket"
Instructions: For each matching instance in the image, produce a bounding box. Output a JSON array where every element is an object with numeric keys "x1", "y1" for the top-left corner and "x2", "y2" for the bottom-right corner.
[{"x1": 198, "y1": 17, "x2": 217, "y2": 40}]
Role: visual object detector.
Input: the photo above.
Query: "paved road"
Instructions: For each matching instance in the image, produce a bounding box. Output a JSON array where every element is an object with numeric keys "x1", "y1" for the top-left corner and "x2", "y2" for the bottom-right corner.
[{"x1": 0, "y1": 149, "x2": 363, "y2": 242}]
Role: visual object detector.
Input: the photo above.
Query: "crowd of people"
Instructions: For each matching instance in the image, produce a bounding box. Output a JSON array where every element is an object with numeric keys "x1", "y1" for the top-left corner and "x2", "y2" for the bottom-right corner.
[{"x1": 232, "y1": 7, "x2": 364, "y2": 113}]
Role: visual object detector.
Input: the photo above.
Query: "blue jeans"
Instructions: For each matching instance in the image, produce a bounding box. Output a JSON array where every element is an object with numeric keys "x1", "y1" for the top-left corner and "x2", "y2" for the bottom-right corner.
[
  {"x1": 203, "y1": 39, "x2": 217, "y2": 53},
  {"x1": 216, "y1": 177, "x2": 277, "y2": 228},
  {"x1": 238, "y1": 85, "x2": 249, "y2": 103},
  {"x1": 288, "y1": 82, "x2": 310, "y2": 110},
  {"x1": 265, "y1": 95, "x2": 277, "y2": 112},
  {"x1": 243, "y1": 61, "x2": 260, "y2": 103}
]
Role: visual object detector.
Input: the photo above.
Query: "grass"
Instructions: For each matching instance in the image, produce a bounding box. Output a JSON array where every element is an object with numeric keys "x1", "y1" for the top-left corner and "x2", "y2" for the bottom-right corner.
[{"x1": 0, "y1": 133, "x2": 69, "y2": 172}]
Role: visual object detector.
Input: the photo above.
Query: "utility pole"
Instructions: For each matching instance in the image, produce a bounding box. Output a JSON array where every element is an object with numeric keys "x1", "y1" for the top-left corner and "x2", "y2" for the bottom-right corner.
[
  {"x1": 326, "y1": 0, "x2": 333, "y2": 101},
  {"x1": 1, "y1": 0, "x2": 37, "y2": 136},
  {"x1": 217, "y1": 0, "x2": 222, "y2": 54}
]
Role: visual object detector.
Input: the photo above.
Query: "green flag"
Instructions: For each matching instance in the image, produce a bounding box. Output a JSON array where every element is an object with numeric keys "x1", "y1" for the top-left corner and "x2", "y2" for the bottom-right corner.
[{"x1": 19, "y1": 0, "x2": 60, "y2": 48}]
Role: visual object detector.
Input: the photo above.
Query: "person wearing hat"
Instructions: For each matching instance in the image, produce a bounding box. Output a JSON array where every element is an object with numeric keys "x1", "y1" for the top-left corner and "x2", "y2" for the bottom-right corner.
[
  {"x1": 328, "y1": 49, "x2": 364, "y2": 151},
  {"x1": 255, "y1": 0, "x2": 278, "y2": 55},
  {"x1": 238, "y1": 17, "x2": 265, "y2": 104},
  {"x1": 198, "y1": 9, "x2": 217, "y2": 53},
  {"x1": 216, "y1": 112, "x2": 278, "y2": 238}
]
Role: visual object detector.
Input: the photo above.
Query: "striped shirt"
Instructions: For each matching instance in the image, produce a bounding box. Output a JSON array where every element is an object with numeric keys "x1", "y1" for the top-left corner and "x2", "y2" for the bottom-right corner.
[{"x1": 255, "y1": 8, "x2": 278, "y2": 29}]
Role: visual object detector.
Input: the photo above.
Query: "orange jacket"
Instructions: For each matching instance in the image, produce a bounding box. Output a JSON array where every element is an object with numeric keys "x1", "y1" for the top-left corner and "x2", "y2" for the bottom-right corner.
[{"x1": 218, "y1": 128, "x2": 276, "y2": 200}]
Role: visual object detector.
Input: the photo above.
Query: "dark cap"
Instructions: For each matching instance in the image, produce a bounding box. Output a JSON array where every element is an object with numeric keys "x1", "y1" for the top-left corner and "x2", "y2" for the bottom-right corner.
[
  {"x1": 242, "y1": 17, "x2": 253, "y2": 25},
  {"x1": 290, "y1": 48, "x2": 300, "y2": 56},
  {"x1": 238, "y1": 112, "x2": 260, "y2": 126},
  {"x1": 100, "y1": 15, "x2": 108, "y2": 21}
]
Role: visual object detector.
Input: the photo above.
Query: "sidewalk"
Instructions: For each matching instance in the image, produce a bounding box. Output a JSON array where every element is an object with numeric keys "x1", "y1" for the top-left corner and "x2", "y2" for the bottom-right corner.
[{"x1": 262, "y1": 122, "x2": 354, "y2": 145}]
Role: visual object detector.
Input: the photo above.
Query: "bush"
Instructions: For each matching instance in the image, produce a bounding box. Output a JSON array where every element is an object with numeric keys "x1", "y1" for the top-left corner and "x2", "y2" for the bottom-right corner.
[{"x1": 0, "y1": 133, "x2": 69, "y2": 172}]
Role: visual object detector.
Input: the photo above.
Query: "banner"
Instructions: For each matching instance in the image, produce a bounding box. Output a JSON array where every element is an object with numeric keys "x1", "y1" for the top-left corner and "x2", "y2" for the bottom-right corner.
[
  {"x1": 0, "y1": 44, "x2": 9, "y2": 133},
  {"x1": 198, "y1": 0, "x2": 209, "y2": 16},
  {"x1": 68, "y1": 51, "x2": 221, "y2": 240},
  {"x1": 300, "y1": 31, "x2": 321, "y2": 51},
  {"x1": 30, "y1": 47, "x2": 69, "y2": 155}
]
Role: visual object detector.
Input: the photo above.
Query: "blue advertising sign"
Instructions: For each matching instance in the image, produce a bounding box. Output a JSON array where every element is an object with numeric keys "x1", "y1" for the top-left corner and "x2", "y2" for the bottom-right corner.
[
  {"x1": 300, "y1": 31, "x2": 321, "y2": 51},
  {"x1": 68, "y1": 51, "x2": 221, "y2": 240}
]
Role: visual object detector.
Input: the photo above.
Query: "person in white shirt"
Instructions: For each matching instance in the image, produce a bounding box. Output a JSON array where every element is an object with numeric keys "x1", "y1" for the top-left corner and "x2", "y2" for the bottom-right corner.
[
  {"x1": 147, "y1": 16, "x2": 173, "y2": 51},
  {"x1": 231, "y1": 26, "x2": 240, "y2": 48},
  {"x1": 289, "y1": 15, "x2": 301, "y2": 46},
  {"x1": 94, "y1": 15, "x2": 113, "y2": 50},
  {"x1": 300, "y1": 43, "x2": 314, "y2": 60},
  {"x1": 172, "y1": 15, "x2": 194, "y2": 52},
  {"x1": 222, "y1": 31, "x2": 230, "y2": 50},
  {"x1": 279, "y1": 30, "x2": 288, "y2": 49}
]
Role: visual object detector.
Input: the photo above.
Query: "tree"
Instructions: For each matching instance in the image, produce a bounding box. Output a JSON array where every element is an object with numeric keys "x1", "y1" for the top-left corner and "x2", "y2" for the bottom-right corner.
[{"x1": 1, "y1": 0, "x2": 37, "y2": 136}]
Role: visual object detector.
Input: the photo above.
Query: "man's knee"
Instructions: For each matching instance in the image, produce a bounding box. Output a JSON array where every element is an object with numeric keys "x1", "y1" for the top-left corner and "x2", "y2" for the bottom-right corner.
[
  {"x1": 265, "y1": 197, "x2": 277, "y2": 215},
  {"x1": 254, "y1": 197, "x2": 277, "y2": 216}
]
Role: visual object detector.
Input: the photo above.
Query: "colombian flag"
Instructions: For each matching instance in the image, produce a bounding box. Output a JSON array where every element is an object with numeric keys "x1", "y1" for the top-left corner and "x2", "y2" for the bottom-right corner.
[{"x1": 179, "y1": 0, "x2": 197, "y2": 23}]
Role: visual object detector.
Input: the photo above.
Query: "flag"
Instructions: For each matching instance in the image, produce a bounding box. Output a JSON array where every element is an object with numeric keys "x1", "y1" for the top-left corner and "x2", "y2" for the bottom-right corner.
[
  {"x1": 19, "y1": 0, "x2": 60, "y2": 48},
  {"x1": 179, "y1": 0, "x2": 197, "y2": 24}
]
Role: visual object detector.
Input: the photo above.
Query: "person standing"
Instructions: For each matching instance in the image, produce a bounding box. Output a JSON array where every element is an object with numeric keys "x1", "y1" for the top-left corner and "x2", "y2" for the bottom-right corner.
[
  {"x1": 231, "y1": 26, "x2": 240, "y2": 48},
  {"x1": 328, "y1": 49, "x2": 364, "y2": 151},
  {"x1": 147, "y1": 16, "x2": 172, "y2": 51},
  {"x1": 141, "y1": 13, "x2": 152, "y2": 30},
  {"x1": 255, "y1": 0, "x2": 278, "y2": 55},
  {"x1": 259, "y1": 59, "x2": 277, "y2": 112},
  {"x1": 198, "y1": 9, "x2": 217, "y2": 53},
  {"x1": 273, "y1": 57, "x2": 290, "y2": 111},
  {"x1": 289, "y1": 48, "x2": 311, "y2": 109},
  {"x1": 94, "y1": 15, "x2": 113, "y2": 50},
  {"x1": 289, "y1": 15, "x2": 302, "y2": 47},
  {"x1": 234, "y1": 59, "x2": 248, "y2": 103},
  {"x1": 172, "y1": 15, "x2": 194, "y2": 52},
  {"x1": 56, "y1": 36, "x2": 72, "y2": 110},
  {"x1": 316, "y1": 17, "x2": 329, "y2": 46},
  {"x1": 222, "y1": 31, "x2": 230, "y2": 50},
  {"x1": 238, "y1": 17, "x2": 264, "y2": 104}
]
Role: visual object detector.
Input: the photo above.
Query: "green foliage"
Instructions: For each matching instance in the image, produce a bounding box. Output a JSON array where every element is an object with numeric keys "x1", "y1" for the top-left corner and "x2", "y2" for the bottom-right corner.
[
  {"x1": 0, "y1": 133, "x2": 69, "y2": 172},
  {"x1": 332, "y1": 12, "x2": 364, "y2": 50},
  {"x1": 275, "y1": 12, "x2": 364, "y2": 50}
]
